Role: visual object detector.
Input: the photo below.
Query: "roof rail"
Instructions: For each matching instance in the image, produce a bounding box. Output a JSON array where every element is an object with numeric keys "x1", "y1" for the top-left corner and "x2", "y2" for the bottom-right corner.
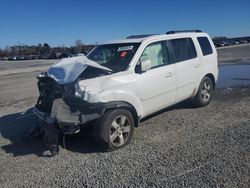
[
  {"x1": 126, "y1": 34, "x2": 156, "y2": 39},
  {"x1": 166, "y1": 30, "x2": 202, "y2": 34}
]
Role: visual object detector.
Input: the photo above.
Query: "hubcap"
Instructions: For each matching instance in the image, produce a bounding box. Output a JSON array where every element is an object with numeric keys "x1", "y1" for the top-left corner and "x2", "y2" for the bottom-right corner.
[
  {"x1": 201, "y1": 81, "x2": 211, "y2": 103},
  {"x1": 109, "y1": 115, "x2": 131, "y2": 147}
]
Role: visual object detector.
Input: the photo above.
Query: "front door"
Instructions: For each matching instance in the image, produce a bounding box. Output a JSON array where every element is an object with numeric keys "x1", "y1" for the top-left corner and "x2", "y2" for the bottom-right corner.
[{"x1": 135, "y1": 41, "x2": 176, "y2": 117}]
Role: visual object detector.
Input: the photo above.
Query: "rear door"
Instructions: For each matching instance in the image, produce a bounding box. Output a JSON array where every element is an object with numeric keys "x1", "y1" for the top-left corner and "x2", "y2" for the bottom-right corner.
[{"x1": 167, "y1": 38, "x2": 200, "y2": 101}]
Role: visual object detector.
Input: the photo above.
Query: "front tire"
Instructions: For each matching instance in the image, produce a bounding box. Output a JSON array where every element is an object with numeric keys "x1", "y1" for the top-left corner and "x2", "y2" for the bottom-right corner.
[
  {"x1": 193, "y1": 76, "x2": 214, "y2": 107},
  {"x1": 94, "y1": 109, "x2": 134, "y2": 151}
]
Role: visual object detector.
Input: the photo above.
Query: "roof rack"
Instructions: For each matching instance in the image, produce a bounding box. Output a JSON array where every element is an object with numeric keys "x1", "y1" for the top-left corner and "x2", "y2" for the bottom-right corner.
[
  {"x1": 126, "y1": 34, "x2": 156, "y2": 39},
  {"x1": 166, "y1": 30, "x2": 202, "y2": 34}
]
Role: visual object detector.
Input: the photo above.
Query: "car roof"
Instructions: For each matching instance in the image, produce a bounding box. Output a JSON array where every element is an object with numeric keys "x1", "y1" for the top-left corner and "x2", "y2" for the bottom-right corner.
[{"x1": 103, "y1": 32, "x2": 209, "y2": 45}]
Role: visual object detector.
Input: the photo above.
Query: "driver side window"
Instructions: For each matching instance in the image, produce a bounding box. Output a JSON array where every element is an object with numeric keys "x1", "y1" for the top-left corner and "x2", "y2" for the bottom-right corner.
[{"x1": 137, "y1": 41, "x2": 169, "y2": 71}]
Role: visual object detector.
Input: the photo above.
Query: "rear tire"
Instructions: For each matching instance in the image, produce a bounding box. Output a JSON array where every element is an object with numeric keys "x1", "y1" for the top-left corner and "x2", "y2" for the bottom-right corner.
[
  {"x1": 193, "y1": 76, "x2": 214, "y2": 107},
  {"x1": 94, "y1": 109, "x2": 134, "y2": 151}
]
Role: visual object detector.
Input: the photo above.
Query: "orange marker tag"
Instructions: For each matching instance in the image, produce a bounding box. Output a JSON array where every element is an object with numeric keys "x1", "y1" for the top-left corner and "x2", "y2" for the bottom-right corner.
[{"x1": 120, "y1": 51, "x2": 127, "y2": 57}]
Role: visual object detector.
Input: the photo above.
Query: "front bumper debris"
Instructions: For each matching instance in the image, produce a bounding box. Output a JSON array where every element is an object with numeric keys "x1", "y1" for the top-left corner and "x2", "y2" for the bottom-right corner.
[
  {"x1": 33, "y1": 107, "x2": 55, "y2": 125},
  {"x1": 33, "y1": 106, "x2": 81, "y2": 135},
  {"x1": 32, "y1": 107, "x2": 60, "y2": 156}
]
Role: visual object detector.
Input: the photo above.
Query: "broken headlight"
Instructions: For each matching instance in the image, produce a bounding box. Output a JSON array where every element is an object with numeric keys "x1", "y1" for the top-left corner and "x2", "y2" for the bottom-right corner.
[
  {"x1": 75, "y1": 83, "x2": 85, "y2": 98},
  {"x1": 74, "y1": 83, "x2": 93, "y2": 101}
]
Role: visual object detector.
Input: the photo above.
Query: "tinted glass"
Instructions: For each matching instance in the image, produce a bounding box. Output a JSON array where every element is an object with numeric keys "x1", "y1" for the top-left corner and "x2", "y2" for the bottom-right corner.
[
  {"x1": 168, "y1": 38, "x2": 197, "y2": 63},
  {"x1": 197, "y1": 37, "x2": 213, "y2": 56}
]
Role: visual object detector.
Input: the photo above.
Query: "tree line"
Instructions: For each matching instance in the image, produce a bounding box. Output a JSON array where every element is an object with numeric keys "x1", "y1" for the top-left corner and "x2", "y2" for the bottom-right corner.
[{"x1": 0, "y1": 40, "x2": 95, "y2": 59}]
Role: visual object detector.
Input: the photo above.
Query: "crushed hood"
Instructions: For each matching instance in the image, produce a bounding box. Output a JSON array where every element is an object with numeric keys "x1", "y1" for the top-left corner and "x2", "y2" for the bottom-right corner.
[{"x1": 47, "y1": 55, "x2": 111, "y2": 85}]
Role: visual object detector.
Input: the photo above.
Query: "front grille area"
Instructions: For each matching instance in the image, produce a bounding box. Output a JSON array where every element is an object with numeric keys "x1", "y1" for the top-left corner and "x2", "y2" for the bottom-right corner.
[{"x1": 36, "y1": 76, "x2": 64, "y2": 114}]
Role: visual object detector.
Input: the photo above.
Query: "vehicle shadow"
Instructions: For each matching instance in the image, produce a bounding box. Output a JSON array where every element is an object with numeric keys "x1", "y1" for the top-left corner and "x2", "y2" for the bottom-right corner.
[
  {"x1": 0, "y1": 99, "x2": 194, "y2": 157},
  {"x1": 141, "y1": 99, "x2": 194, "y2": 122},
  {"x1": 0, "y1": 108, "x2": 46, "y2": 157},
  {"x1": 62, "y1": 126, "x2": 102, "y2": 154},
  {"x1": 0, "y1": 108, "x2": 102, "y2": 156}
]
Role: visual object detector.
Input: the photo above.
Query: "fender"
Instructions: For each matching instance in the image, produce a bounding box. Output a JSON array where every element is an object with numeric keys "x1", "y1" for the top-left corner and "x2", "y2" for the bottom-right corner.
[
  {"x1": 101, "y1": 100, "x2": 141, "y2": 127},
  {"x1": 98, "y1": 89, "x2": 144, "y2": 118}
]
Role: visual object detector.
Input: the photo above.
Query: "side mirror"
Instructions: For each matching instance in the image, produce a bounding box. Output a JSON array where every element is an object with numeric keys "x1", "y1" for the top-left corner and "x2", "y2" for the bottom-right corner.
[{"x1": 141, "y1": 59, "x2": 151, "y2": 72}]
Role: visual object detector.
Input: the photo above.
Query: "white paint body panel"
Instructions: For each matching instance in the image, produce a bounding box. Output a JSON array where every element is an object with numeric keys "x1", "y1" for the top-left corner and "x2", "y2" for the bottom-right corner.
[
  {"x1": 59, "y1": 32, "x2": 218, "y2": 119},
  {"x1": 134, "y1": 64, "x2": 176, "y2": 116}
]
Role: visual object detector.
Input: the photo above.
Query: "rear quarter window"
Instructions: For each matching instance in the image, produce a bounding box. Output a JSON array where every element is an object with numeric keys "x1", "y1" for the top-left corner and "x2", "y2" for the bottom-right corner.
[{"x1": 197, "y1": 37, "x2": 213, "y2": 56}]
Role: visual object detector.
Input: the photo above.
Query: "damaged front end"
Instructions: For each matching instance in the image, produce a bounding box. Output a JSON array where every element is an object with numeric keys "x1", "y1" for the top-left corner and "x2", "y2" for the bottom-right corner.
[
  {"x1": 34, "y1": 56, "x2": 111, "y2": 134},
  {"x1": 33, "y1": 56, "x2": 112, "y2": 155},
  {"x1": 34, "y1": 72, "x2": 104, "y2": 134}
]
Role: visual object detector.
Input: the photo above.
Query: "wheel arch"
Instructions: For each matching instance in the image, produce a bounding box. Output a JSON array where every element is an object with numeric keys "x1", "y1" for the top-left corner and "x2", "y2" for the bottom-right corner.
[
  {"x1": 205, "y1": 73, "x2": 216, "y2": 89},
  {"x1": 193, "y1": 73, "x2": 216, "y2": 97},
  {"x1": 103, "y1": 101, "x2": 140, "y2": 127}
]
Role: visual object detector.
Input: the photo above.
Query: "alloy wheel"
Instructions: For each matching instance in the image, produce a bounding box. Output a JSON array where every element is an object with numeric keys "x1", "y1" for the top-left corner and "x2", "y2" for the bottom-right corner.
[
  {"x1": 109, "y1": 115, "x2": 131, "y2": 147},
  {"x1": 201, "y1": 81, "x2": 211, "y2": 103}
]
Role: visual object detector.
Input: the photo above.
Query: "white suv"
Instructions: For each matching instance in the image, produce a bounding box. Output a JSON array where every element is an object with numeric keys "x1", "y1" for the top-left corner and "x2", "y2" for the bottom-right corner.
[{"x1": 34, "y1": 30, "x2": 218, "y2": 153}]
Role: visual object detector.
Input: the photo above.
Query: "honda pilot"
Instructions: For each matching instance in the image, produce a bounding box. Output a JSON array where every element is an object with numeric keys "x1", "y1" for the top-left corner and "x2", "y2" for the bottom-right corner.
[{"x1": 34, "y1": 30, "x2": 218, "y2": 155}]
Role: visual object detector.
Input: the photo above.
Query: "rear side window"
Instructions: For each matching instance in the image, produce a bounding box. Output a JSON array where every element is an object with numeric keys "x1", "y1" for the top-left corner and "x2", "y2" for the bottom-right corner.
[
  {"x1": 167, "y1": 38, "x2": 197, "y2": 63},
  {"x1": 197, "y1": 37, "x2": 213, "y2": 56}
]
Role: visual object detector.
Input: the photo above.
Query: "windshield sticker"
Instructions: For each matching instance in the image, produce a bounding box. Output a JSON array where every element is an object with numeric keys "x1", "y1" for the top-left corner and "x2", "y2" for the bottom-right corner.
[
  {"x1": 120, "y1": 51, "x2": 128, "y2": 57},
  {"x1": 118, "y1": 46, "x2": 134, "y2": 51}
]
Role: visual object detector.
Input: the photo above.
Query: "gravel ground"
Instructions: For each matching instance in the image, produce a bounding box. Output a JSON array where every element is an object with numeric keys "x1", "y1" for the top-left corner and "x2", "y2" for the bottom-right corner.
[
  {"x1": 0, "y1": 45, "x2": 250, "y2": 187},
  {"x1": 0, "y1": 89, "x2": 249, "y2": 187}
]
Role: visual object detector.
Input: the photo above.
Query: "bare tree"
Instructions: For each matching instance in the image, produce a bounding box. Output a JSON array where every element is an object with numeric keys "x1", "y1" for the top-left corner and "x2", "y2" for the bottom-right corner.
[{"x1": 75, "y1": 39, "x2": 83, "y2": 53}]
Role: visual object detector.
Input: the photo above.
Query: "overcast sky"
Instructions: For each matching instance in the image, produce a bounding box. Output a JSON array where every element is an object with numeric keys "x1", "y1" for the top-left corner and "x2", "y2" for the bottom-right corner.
[{"x1": 0, "y1": 0, "x2": 250, "y2": 47}]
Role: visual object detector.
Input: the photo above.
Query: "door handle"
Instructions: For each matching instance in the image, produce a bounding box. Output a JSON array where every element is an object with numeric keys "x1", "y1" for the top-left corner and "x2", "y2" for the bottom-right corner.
[
  {"x1": 194, "y1": 64, "x2": 200, "y2": 68},
  {"x1": 165, "y1": 72, "x2": 173, "y2": 78}
]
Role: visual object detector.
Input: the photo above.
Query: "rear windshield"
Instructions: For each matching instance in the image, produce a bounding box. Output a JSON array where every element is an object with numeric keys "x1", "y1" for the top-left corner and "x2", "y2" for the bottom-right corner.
[
  {"x1": 87, "y1": 43, "x2": 140, "y2": 73},
  {"x1": 197, "y1": 37, "x2": 213, "y2": 56}
]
